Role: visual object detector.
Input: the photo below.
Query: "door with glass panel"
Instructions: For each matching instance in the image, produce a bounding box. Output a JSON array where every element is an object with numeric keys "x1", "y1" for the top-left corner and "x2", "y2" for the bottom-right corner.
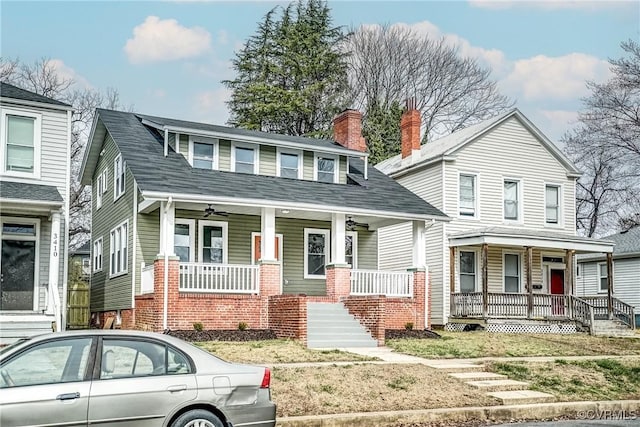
[{"x1": 1, "y1": 221, "x2": 38, "y2": 311}]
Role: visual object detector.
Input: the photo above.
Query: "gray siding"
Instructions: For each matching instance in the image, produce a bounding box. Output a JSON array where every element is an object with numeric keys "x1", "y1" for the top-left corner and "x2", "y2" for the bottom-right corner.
[
  {"x1": 303, "y1": 151, "x2": 314, "y2": 180},
  {"x1": 577, "y1": 258, "x2": 640, "y2": 314},
  {"x1": 91, "y1": 134, "x2": 135, "y2": 311},
  {"x1": 219, "y1": 139, "x2": 231, "y2": 171}
]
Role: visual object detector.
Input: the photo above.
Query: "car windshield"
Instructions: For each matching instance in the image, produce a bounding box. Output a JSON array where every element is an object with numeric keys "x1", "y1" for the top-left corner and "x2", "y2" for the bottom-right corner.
[{"x1": 0, "y1": 338, "x2": 30, "y2": 356}]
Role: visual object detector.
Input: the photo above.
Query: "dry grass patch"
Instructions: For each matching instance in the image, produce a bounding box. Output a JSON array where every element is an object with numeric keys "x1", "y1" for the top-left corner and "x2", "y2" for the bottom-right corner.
[
  {"x1": 388, "y1": 331, "x2": 640, "y2": 359},
  {"x1": 272, "y1": 364, "x2": 498, "y2": 417},
  {"x1": 195, "y1": 340, "x2": 376, "y2": 364},
  {"x1": 489, "y1": 358, "x2": 640, "y2": 401}
]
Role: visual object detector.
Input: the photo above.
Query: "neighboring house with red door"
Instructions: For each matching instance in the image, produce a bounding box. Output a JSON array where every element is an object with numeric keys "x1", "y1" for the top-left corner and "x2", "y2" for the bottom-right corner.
[
  {"x1": 576, "y1": 226, "x2": 640, "y2": 329},
  {"x1": 376, "y1": 107, "x2": 630, "y2": 335},
  {"x1": 79, "y1": 108, "x2": 448, "y2": 346},
  {"x1": 0, "y1": 82, "x2": 73, "y2": 343}
]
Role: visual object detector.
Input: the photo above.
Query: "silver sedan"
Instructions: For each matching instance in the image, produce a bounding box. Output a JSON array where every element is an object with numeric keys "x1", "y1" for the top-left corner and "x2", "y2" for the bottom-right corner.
[{"x1": 0, "y1": 330, "x2": 276, "y2": 427}]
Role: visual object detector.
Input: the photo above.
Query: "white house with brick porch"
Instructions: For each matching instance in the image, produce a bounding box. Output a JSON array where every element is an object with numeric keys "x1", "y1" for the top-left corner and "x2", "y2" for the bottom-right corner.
[{"x1": 80, "y1": 107, "x2": 448, "y2": 346}]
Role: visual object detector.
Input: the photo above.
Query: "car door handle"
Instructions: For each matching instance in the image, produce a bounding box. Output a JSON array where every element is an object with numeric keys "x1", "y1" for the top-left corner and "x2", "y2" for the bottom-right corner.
[
  {"x1": 56, "y1": 392, "x2": 80, "y2": 401},
  {"x1": 167, "y1": 385, "x2": 187, "y2": 393}
]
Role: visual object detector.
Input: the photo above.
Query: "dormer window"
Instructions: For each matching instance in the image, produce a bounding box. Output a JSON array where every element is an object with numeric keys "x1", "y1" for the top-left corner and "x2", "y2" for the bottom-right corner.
[
  {"x1": 189, "y1": 136, "x2": 218, "y2": 170},
  {"x1": 1, "y1": 109, "x2": 41, "y2": 177},
  {"x1": 277, "y1": 148, "x2": 302, "y2": 179},
  {"x1": 315, "y1": 154, "x2": 338, "y2": 184},
  {"x1": 232, "y1": 143, "x2": 258, "y2": 174}
]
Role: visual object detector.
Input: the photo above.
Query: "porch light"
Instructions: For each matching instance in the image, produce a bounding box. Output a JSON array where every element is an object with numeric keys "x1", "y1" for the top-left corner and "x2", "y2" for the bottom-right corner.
[{"x1": 281, "y1": 209, "x2": 290, "y2": 214}]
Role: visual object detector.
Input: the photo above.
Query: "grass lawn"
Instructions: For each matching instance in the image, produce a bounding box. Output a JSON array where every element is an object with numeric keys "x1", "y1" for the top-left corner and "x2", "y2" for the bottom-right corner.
[
  {"x1": 272, "y1": 364, "x2": 497, "y2": 417},
  {"x1": 194, "y1": 339, "x2": 377, "y2": 364},
  {"x1": 387, "y1": 331, "x2": 640, "y2": 359},
  {"x1": 489, "y1": 358, "x2": 640, "y2": 402}
]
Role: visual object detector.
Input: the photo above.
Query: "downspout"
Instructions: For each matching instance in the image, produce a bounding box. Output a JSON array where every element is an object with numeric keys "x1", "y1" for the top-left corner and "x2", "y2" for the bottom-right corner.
[{"x1": 163, "y1": 196, "x2": 173, "y2": 330}]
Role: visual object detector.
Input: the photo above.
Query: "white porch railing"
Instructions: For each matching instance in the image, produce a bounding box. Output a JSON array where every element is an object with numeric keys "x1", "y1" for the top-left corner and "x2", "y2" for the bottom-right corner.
[
  {"x1": 350, "y1": 269, "x2": 414, "y2": 297},
  {"x1": 140, "y1": 263, "x2": 155, "y2": 294},
  {"x1": 179, "y1": 263, "x2": 260, "y2": 294}
]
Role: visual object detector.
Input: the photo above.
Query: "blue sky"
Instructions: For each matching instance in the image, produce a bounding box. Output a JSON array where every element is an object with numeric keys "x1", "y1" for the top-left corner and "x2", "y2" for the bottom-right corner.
[{"x1": 2, "y1": 0, "x2": 639, "y2": 142}]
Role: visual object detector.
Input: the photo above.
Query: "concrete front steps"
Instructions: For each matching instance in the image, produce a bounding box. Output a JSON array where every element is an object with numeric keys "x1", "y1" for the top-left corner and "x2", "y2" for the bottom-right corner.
[
  {"x1": 434, "y1": 362, "x2": 556, "y2": 405},
  {"x1": 591, "y1": 319, "x2": 636, "y2": 337},
  {"x1": 306, "y1": 302, "x2": 377, "y2": 348},
  {"x1": 0, "y1": 314, "x2": 56, "y2": 345}
]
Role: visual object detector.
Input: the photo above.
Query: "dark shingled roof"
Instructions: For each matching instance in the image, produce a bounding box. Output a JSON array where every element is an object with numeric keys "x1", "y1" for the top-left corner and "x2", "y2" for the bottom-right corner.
[
  {"x1": 0, "y1": 82, "x2": 71, "y2": 107},
  {"x1": 578, "y1": 227, "x2": 640, "y2": 261},
  {"x1": 98, "y1": 109, "x2": 447, "y2": 219},
  {"x1": 136, "y1": 113, "x2": 356, "y2": 153},
  {"x1": 0, "y1": 180, "x2": 63, "y2": 203}
]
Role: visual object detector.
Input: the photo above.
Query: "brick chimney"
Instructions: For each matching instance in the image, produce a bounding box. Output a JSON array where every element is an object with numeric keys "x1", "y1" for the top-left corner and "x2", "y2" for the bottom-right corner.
[
  {"x1": 401, "y1": 99, "x2": 421, "y2": 159},
  {"x1": 333, "y1": 109, "x2": 366, "y2": 152}
]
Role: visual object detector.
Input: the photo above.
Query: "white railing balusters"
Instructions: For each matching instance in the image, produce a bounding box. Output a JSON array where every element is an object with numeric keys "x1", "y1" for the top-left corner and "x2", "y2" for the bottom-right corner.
[
  {"x1": 178, "y1": 263, "x2": 259, "y2": 294},
  {"x1": 350, "y1": 269, "x2": 414, "y2": 297}
]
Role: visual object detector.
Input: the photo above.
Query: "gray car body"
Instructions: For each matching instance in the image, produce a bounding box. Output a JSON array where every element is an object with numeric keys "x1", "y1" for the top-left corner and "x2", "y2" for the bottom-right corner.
[{"x1": 0, "y1": 330, "x2": 276, "y2": 427}]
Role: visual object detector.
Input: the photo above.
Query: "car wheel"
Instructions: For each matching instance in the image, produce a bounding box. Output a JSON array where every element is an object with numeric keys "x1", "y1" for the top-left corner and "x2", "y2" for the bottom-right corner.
[{"x1": 171, "y1": 409, "x2": 224, "y2": 427}]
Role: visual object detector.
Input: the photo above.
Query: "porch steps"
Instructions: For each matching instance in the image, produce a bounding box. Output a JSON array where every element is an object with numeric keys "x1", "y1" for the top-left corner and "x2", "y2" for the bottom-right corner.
[
  {"x1": 0, "y1": 314, "x2": 56, "y2": 345},
  {"x1": 591, "y1": 319, "x2": 636, "y2": 337},
  {"x1": 306, "y1": 303, "x2": 377, "y2": 348}
]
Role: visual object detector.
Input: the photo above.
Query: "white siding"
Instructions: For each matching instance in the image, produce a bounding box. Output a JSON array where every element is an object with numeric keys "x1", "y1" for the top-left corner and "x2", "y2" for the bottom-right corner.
[
  {"x1": 377, "y1": 222, "x2": 412, "y2": 270},
  {"x1": 578, "y1": 258, "x2": 640, "y2": 315}
]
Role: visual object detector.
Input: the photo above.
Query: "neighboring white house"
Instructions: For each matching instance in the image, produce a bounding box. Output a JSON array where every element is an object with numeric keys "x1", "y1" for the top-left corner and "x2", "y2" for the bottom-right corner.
[
  {"x1": 0, "y1": 82, "x2": 73, "y2": 343},
  {"x1": 577, "y1": 227, "x2": 640, "y2": 327},
  {"x1": 376, "y1": 107, "x2": 613, "y2": 329}
]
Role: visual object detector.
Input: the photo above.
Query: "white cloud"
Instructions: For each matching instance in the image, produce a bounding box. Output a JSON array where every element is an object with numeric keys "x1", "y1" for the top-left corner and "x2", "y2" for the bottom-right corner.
[
  {"x1": 49, "y1": 59, "x2": 92, "y2": 89},
  {"x1": 500, "y1": 53, "x2": 611, "y2": 101},
  {"x1": 217, "y1": 30, "x2": 229, "y2": 45},
  {"x1": 124, "y1": 16, "x2": 211, "y2": 64},
  {"x1": 537, "y1": 109, "x2": 579, "y2": 141},
  {"x1": 469, "y1": 0, "x2": 632, "y2": 10},
  {"x1": 194, "y1": 87, "x2": 231, "y2": 125}
]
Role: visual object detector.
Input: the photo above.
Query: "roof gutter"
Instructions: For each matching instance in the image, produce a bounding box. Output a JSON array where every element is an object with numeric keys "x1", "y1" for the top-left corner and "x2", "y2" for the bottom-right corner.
[
  {"x1": 140, "y1": 190, "x2": 451, "y2": 223},
  {"x1": 0, "y1": 96, "x2": 73, "y2": 112},
  {"x1": 387, "y1": 155, "x2": 456, "y2": 179}
]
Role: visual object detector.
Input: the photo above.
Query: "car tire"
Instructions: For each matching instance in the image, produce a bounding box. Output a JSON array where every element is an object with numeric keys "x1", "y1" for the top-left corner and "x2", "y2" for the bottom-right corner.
[{"x1": 171, "y1": 409, "x2": 225, "y2": 427}]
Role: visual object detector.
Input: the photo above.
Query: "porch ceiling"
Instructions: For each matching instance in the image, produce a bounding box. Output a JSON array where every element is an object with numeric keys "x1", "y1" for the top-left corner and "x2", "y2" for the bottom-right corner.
[{"x1": 448, "y1": 226, "x2": 614, "y2": 254}]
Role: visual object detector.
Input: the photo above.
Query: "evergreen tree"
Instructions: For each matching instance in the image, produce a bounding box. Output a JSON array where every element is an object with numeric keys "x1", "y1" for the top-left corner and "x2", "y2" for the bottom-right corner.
[
  {"x1": 224, "y1": 0, "x2": 349, "y2": 137},
  {"x1": 362, "y1": 102, "x2": 403, "y2": 164}
]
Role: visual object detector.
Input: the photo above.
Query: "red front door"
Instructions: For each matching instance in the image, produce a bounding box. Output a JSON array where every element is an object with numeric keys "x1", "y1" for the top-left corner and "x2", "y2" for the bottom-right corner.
[{"x1": 550, "y1": 269, "x2": 565, "y2": 315}]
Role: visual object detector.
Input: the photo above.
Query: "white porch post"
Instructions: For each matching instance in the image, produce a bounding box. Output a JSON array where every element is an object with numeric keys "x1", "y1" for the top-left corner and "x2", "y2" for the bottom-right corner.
[
  {"x1": 47, "y1": 211, "x2": 62, "y2": 329},
  {"x1": 159, "y1": 200, "x2": 175, "y2": 256},
  {"x1": 331, "y1": 213, "x2": 346, "y2": 265},
  {"x1": 412, "y1": 220, "x2": 426, "y2": 268},
  {"x1": 260, "y1": 207, "x2": 277, "y2": 262}
]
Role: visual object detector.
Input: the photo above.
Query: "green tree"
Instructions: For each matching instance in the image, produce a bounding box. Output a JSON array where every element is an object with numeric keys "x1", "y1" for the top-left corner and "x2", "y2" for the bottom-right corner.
[
  {"x1": 223, "y1": 0, "x2": 349, "y2": 137},
  {"x1": 362, "y1": 102, "x2": 403, "y2": 164}
]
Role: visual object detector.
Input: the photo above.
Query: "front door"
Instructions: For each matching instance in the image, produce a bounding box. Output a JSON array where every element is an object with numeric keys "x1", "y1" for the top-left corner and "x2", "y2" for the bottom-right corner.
[
  {"x1": 1, "y1": 238, "x2": 36, "y2": 311},
  {"x1": 550, "y1": 269, "x2": 565, "y2": 315},
  {"x1": 252, "y1": 233, "x2": 283, "y2": 289}
]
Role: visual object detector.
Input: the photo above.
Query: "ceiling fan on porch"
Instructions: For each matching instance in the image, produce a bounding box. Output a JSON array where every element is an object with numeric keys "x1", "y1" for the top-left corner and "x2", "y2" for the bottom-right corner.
[
  {"x1": 346, "y1": 216, "x2": 369, "y2": 231},
  {"x1": 203, "y1": 204, "x2": 229, "y2": 218}
]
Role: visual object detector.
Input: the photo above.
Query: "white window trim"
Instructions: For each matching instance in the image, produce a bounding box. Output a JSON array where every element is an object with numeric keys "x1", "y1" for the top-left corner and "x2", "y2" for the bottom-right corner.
[
  {"x1": 109, "y1": 220, "x2": 129, "y2": 278},
  {"x1": 458, "y1": 249, "x2": 479, "y2": 292},
  {"x1": 345, "y1": 230, "x2": 358, "y2": 269},
  {"x1": 93, "y1": 237, "x2": 103, "y2": 272},
  {"x1": 502, "y1": 177, "x2": 523, "y2": 224},
  {"x1": 597, "y1": 262, "x2": 609, "y2": 293},
  {"x1": 231, "y1": 141, "x2": 259, "y2": 174},
  {"x1": 544, "y1": 182, "x2": 563, "y2": 227},
  {"x1": 0, "y1": 108, "x2": 42, "y2": 179},
  {"x1": 96, "y1": 169, "x2": 108, "y2": 210},
  {"x1": 113, "y1": 154, "x2": 125, "y2": 201},
  {"x1": 276, "y1": 147, "x2": 303, "y2": 179},
  {"x1": 304, "y1": 228, "x2": 330, "y2": 279},
  {"x1": 314, "y1": 153, "x2": 339, "y2": 184},
  {"x1": 250, "y1": 231, "x2": 284, "y2": 264},
  {"x1": 0, "y1": 216, "x2": 40, "y2": 311},
  {"x1": 458, "y1": 172, "x2": 479, "y2": 219},
  {"x1": 198, "y1": 220, "x2": 228, "y2": 264},
  {"x1": 188, "y1": 136, "x2": 219, "y2": 170},
  {"x1": 175, "y1": 219, "x2": 196, "y2": 262},
  {"x1": 502, "y1": 250, "x2": 524, "y2": 293}
]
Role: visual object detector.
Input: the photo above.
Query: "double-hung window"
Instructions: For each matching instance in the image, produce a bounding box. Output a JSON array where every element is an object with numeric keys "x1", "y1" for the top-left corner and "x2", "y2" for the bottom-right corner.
[
  {"x1": 504, "y1": 253, "x2": 521, "y2": 293},
  {"x1": 545, "y1": 184, "x2": 560, "y2": 224},
  {"x1": 199, "y1": 221, "x2": 228, "y2": 264},
  {"x1": 315, "y1": 155, "x2": 337, "y2": 183},
  {"x1": 459, "y1": 174, "x2": 477, "y2": 217},
  {"x1": 1, "y1": 110, "x2": 41, "y2": 177},
  {"x1": 189, "y1": 136, "x2": 218, "y2": 170},
  {"x1": 110, "y1": 221, "x2": 128, "y2": 276},
  {"x1": 598, "y1": 263, "x2": 609, "y2": 292},
  {"x1": 232, "y1": 144, "x2": 258, "y2": 174},
  {"x1": 277, "y1": 149, "x2": 302, "y2": 179},
  {"x1": 304, "y1": 229, "x2": 329, "y2": 278},
  {"x1": 459, "y1": 251, "x2": 476, "y2": 292},
  {"x1": 345, "y1": 231, "x2": 357, "y2": 268},
  {"x1": 93, "y1": 237, "x2": 103, "y2": 272},
  {"x1": 114, "y1": 154, "x2": 125, "y2": 200},
  {"x1": 96, "y1": 169, "x2": 108, "y2": 209},
  {"x1": 503, "y1": 179, "x2": 520, "y2": 221},
  {"x1": 174, "y1": 219, "x2": 195, "y2": 262}
]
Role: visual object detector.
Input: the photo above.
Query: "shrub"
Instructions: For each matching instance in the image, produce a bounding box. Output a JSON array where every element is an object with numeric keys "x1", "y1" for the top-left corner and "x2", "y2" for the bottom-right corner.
[
  {"x1": 404, "y1": 322, "x2": 414, "y2": 330},
  {"x1": 193, "y1": 322, "x2": 203, "y2": 332},
  {"x1": 238, "y1": 321, "x2": 249, "y2": 331}
]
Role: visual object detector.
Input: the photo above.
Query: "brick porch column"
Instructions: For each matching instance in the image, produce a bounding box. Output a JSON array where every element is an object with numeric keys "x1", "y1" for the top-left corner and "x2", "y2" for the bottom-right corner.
[
  {"x1": 326, "y1": 264, "x2": 351, "y2": 302},
  {"x1": 153, "y1": 255, "x2": 180, "y2": 332},
  {"x1": 259, "y1": 261, "x2": 281, "y2": 297},
  {"x1": 409, "y1": 267, "x2": 427, "y2": 330}
]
